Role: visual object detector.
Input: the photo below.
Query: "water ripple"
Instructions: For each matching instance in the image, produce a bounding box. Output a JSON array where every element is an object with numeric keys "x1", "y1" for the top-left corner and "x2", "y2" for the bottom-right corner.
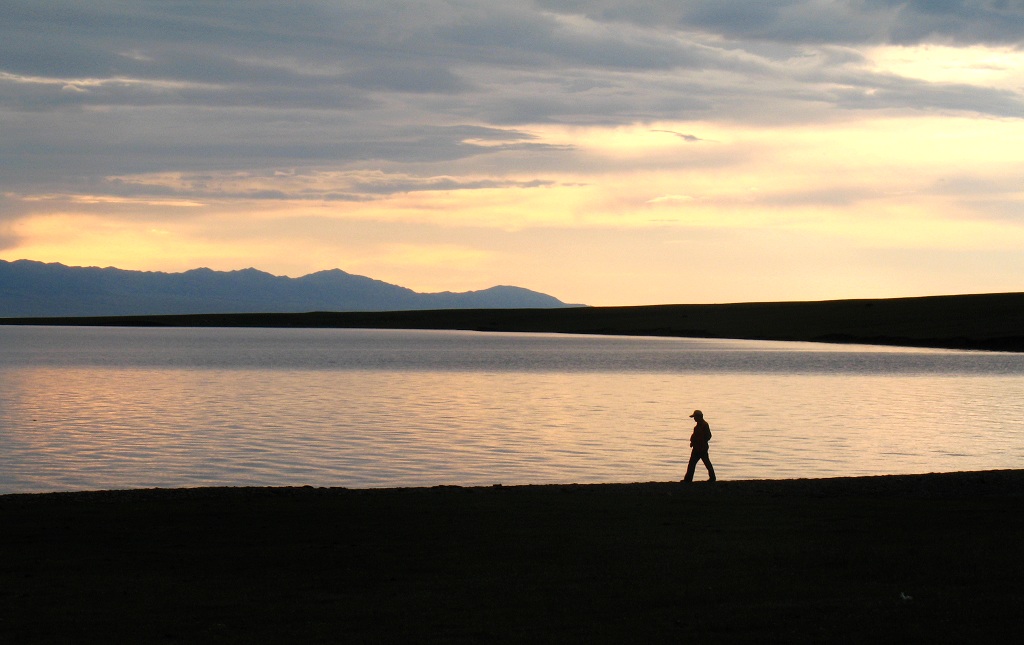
[{"x1": 1, "y1": 328, "x2": 1022, "y2": 493}]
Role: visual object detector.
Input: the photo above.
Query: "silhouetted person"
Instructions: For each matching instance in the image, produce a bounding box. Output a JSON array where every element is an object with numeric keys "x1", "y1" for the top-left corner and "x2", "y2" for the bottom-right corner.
[{"x1": 683, "y1": 409, "x2": 716, "y2": 482}]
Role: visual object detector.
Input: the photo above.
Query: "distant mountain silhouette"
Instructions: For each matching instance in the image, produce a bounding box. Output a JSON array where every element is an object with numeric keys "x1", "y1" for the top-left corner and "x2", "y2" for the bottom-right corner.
[{"x1": 0, "y1": 260, "x2": 583, "y2": 317}]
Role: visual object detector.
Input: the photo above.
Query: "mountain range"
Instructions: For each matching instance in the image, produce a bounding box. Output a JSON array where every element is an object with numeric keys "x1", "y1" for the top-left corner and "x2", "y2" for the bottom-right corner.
[{"x1": 0, "y1": 260, "x2": 582, "y2": 317}]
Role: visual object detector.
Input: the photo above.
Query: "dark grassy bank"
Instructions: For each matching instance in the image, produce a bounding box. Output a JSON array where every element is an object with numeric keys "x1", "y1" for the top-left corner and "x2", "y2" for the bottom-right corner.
[
  {"x1": 3, "y1": 471, "x2": 1023, "y2": 644},
  {"x1": 4, "y1": 292, "x2": 1023, "y2": 351}
]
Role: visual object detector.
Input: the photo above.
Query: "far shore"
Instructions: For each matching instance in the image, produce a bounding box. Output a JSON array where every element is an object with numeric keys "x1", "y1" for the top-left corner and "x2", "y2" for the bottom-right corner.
[
  {"x1": 3, "y1": 470, "x2": 1023, "y2": 643},
  {"x1": 3, "y1": 291, "x2": 1023, "y2": 352}
]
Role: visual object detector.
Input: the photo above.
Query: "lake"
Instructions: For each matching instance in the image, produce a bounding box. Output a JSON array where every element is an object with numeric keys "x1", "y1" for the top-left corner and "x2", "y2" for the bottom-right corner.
[{"x1": 1, "y1": 326, "x2": 1022, "y2": 494}]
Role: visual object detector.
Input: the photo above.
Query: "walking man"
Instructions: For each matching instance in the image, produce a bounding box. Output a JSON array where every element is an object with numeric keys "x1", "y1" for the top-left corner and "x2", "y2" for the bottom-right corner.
[{"x1": 683, "y1": 409, "x2": 716, "y2": 482}]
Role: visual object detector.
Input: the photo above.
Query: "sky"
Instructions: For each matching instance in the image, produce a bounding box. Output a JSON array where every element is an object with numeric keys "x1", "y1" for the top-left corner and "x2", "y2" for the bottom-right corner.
[{"x1": 2, "y1": 1, "x2": 1024, "y2": 306}]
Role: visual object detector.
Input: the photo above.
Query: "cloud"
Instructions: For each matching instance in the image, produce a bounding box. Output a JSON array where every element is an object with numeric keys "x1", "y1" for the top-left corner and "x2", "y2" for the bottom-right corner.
[
  {"x1": 647, "y1": 194, "x2": 695, "y2": 204},
  {"x1": 829, "y1": 76, "x2": 1024, "y2": 117},
  {"x1": 4, "y1": 2, "x2": 1021, "y2": 163},
  {"x1": 94, "y1": 169, "x2": 559, "y2": 202},
  {"x1": 650, "y1": 130, "x2": 711, "y2": 142},
  {"x1": 535, "y1": 1, "x2": 1024, "y2": 46},
  {"x1": 3, "y1": 1, "x2": 1024, "y2": 306},
  {"x1": 341, "y1": 65, "x2": 472, "y2": 94}
]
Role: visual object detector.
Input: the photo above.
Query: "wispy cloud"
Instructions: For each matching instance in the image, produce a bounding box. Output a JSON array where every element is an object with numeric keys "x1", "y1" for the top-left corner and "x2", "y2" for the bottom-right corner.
[{"x1": 650, "y1": 130, "x2": 713, "y2": 142}]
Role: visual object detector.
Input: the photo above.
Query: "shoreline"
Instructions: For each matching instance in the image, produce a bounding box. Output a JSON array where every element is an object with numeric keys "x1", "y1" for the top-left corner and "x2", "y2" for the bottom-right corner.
[
  {"x1": 4, "y1": 469, "x2": 1022, "y2": 643},
  {"x1": 3, "y1": 291, "x2": 1023, "y2": 352},
  {"x1": 5, "y1": 468, "x2": 1024, "y2": 501}
]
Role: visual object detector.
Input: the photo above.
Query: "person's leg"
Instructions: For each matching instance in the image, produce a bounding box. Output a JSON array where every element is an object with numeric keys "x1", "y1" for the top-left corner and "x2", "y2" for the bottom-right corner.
[
  {"x1": 701, "y1": 452, "x2": 716, "y2": 482},
  {"x1": 683, "y1": 449, "x2": 700, "y2": 482}
]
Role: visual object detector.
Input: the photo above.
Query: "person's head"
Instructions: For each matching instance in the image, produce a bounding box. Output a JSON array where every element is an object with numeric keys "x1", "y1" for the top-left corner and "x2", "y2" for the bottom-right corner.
[{"x1": 689, "y1": 410, "x2": 703, "y2": 420}]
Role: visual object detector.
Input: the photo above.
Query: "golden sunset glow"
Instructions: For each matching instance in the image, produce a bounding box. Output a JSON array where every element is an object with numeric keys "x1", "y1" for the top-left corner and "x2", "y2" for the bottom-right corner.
[
  {"x1": 867, "y1": 44, "x2": 1024, "y2": 86},
  {"x1": 3, "y1": 2, "x2": 1023, "y2": 305}
]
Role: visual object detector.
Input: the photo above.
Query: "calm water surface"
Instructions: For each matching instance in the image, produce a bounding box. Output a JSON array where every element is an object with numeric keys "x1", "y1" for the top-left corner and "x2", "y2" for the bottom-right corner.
[{"x1": 1, "y1": 326, "x2": 1022, "y2": 493}]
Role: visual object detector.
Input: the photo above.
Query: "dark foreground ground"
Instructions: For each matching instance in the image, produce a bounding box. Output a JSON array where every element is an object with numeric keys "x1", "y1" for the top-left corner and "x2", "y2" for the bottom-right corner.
[{"x1": 3, "y1": 471, "x2": 1023, "y2": 644}]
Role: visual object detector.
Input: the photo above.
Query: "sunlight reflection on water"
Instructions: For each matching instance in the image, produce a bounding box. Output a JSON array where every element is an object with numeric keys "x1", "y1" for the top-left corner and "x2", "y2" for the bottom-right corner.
[{"x1": 1, "y1": 327, "x2": 1022, "y2": 493}]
